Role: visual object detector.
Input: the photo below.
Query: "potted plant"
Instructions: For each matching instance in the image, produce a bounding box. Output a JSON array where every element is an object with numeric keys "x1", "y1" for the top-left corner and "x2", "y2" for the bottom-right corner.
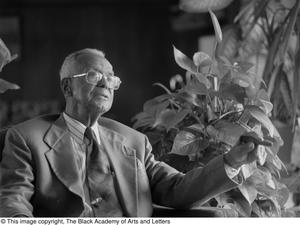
[
  {"x1": 132, "y1": 9, "x2": 291, "y2": 217},
  {"x1": 0, "y1": 37, "x2": 20, "y2": 161}
]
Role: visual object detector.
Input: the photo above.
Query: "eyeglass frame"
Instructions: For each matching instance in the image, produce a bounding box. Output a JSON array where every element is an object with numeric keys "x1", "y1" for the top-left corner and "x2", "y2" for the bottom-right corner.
[{"x1": 69, "y1": 70, "x2": 122, "y2": 90}]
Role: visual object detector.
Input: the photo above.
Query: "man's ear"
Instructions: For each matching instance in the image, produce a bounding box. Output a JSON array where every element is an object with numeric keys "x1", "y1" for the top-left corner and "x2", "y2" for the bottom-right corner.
[{"x1": 61, "y1": 78, "x2": 72, "y2": 97}]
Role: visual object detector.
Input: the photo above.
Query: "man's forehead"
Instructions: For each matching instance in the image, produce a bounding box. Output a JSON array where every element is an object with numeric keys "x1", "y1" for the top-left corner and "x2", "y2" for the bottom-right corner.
[{"x1": 76, "y1": 54, "x2": 113, "y2": 72}]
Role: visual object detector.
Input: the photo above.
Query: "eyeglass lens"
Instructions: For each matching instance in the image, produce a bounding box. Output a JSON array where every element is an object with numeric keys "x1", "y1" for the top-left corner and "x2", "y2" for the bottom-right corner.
[{"x1": 86, "y1": 71, "x2": 120, "y2": 90}]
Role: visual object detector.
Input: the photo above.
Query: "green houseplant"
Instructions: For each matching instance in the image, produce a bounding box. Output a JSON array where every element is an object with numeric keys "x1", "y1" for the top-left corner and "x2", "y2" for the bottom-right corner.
[
  {"x1": 0, "y1": 37, "x2": 20, "y2": 162},
  {"x1": 179, "y1": 0, "x2": 300, "y2": 126},
  {"x1": 132, "y1": 9, "x2": 291, "y2": 217},
  {"x1": 0, "y1": 38, "x2": 20, "y2": 93}
]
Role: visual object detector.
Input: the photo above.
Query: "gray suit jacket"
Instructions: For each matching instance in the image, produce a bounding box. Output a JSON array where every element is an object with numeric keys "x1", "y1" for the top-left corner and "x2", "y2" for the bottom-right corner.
[{"x1": 0, "y1": 114, "x2": 237, "y2": 217}]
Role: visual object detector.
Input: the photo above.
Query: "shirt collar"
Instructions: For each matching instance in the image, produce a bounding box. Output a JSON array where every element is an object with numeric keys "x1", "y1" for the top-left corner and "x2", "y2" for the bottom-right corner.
[{"x1": 63, "y1": 112, "x2": 100, "y2": 144}]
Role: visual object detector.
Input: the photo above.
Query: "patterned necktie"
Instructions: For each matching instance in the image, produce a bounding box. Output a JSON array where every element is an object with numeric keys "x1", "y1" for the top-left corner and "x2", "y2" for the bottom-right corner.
[
  {"x1": 83, "y1": 127, "x2": 123, "y2": 216},
  {"x1": 84, "y1": 127, "x2": 109, "y2": 173},
  {"x1": 83, "y1": 127, "x2": 103, "y2": 216},
  {"x1": 84, "y1": 127, "x2": 100, "y2": 171}
]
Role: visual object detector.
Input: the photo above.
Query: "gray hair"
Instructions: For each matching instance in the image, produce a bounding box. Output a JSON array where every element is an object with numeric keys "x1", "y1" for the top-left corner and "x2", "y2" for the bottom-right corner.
[{"x1": 59, "y1": 48, "x2": 105, "y2": 80}]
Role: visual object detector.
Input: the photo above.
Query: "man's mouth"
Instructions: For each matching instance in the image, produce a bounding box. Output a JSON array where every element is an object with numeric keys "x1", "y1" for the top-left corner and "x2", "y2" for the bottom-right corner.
[
  {"x1": 96, "y1": 92, "x2": 109, "y2": 100},
  {"x1": 94, "y1": 87, "x2": 111, "y2": 100}
]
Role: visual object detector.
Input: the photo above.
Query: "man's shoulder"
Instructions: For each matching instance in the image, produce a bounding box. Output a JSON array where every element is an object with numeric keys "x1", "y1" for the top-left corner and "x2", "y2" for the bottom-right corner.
[
  {"x1": 98, "y1": 117, "x2": 148, "y2": 149},
  {"x1": 98, "y1": 117, "x2": 143, "y2": 138},
  {"x1": 98, "y1": 117, "x2": 147, "y2": 154}
]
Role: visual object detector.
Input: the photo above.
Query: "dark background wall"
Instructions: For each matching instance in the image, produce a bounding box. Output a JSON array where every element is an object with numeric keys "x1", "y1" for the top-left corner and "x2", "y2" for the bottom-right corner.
[{"x1": 0, "y1": 0, "x2": 236, "y2": 126}]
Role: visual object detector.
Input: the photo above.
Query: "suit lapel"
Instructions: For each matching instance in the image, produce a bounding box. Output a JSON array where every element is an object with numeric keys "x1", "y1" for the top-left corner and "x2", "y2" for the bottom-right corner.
[
  {"x1": 98, "y1": 124, "x2": 138, "y2": 217},
  {"x1": 44, "y1": 115, "x2": 85, "y2": 201}
]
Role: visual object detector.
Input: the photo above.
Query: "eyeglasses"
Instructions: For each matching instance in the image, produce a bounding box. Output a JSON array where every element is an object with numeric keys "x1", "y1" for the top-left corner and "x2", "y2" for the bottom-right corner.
[{"x1": 71, "y1": 70, "x2": 122, "y2": 90}]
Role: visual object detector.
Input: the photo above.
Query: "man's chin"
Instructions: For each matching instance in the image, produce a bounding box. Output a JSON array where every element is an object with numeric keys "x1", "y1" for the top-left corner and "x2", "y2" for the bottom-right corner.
[{"x1": 95, "y1": 103, "x2": 111, "y2": 115}]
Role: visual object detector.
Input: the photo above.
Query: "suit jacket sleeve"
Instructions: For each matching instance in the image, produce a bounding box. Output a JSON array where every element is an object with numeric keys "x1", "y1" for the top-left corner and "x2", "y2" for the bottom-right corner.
[
  {"x1": 0, "y1": 128, "x2": 34, "y2": 217},
  {"x1": 143, "y1": 136, "x2": 239, "y2": 209}
]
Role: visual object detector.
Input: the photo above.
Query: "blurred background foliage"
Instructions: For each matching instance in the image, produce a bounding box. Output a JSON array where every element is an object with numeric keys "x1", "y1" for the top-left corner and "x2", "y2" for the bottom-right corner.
[{"x1": 133, "y1": 0, "x2": 300, "y2": 217}]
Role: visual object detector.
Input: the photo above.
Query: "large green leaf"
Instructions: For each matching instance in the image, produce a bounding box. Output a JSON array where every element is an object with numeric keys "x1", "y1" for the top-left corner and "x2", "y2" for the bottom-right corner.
[
  {"x1": 173, "y1": 45, "x2": 197, "y2": 73},
  {"x1": 233, "y1": 195, "x2": 253, "y2": 217},
  {"x1": 192, "y1": 51, "x2": 213, "y2": 68},
  {"x1": 153, "y1": 108, "x2": 190, "y2": 131},
  {"x1": 0, "y1": 38, "x2": 18, "y2": 72},
  {"x1": 230, "y1": 63, "x2": 259, "y2": 93},
  {"x1": 255, "y1": 89, "x2": 273, "y2": 114},
  {"x1": 185, "y1": 70, "x2": 212, "y2": 89},
  {"x1": 174, "y1": 91, "x2": 202, "y2": 107},
  {"x1": 143, "y1": 94, "x2": 170, "y2": 116},
  {"x1": 132, "y1": 94, "x2": 172, "y2": 129},
  {"x1": 183, "y1": 74, "x2": 209, "y2": 95},
  {"x1": 243, "y1": 105, "x2": 276, "y2": 137},
  {"x1": 193, "y1": 73, "x2": 211, "y2": 89},
  {"x1": 171, "y1": 124, "x2": 209, "y2": 156},
  {"x1": 265, "y1": 147, "x2": 286, "y2": 172},
  {"x1": 241, "y1": 161, "x2": 257, "y2": 180},
  {"x1": 206, "y1": 104, "x2": 218, "y2": 122},
  {"x1": 0, "y1": 38, "x2": 20, "y2": 93},
  {"x1": 263, "y1": 124, "x2": 284, "y2": 153},
  {"x1": 179, "y1": 0, "x2": 234, "y2": 13},
  {"x1": 209, "y1": 9, "x2": 222, "y2": 43},
  {"x1": 132, "y1": 112, "x2": 156, "y2": 129},
  {"x1": 207, "y1": 120, "x2": 247, "y2": 147},
  {"x1": 257, "y1": 145, "x2": 267, "y2": 166},
  {"x1": 248, "y1": 167, "x2": 277, "y2": 197},
  {"x1": 238, "y1": 182, "x2": 258, "y2": 205},
  {"x1": 0, "y1": 78, "x2": 20, "y2": 93}
]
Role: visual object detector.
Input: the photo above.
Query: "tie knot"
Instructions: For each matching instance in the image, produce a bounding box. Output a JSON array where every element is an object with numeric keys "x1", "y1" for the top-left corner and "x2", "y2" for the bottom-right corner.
[{"x1": 84, "y1": 127, "x2": 95, "y2": 144}]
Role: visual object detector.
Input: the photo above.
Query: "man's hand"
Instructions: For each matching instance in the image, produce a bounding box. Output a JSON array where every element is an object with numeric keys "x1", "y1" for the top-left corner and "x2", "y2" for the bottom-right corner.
[{"x1": 224, "y1": 142, "x2": 257, "y2": 169}]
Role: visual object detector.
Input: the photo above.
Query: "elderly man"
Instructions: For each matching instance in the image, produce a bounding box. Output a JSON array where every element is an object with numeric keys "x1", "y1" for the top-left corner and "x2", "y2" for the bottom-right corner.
[{"x1": 0, "y1": 48, "x2": 257, "y2": 217}]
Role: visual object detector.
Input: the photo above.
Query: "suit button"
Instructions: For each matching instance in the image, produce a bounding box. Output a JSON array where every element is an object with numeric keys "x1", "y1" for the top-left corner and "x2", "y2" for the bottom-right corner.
[{"x1": 91, "y1": 196, "x2": 103, "y2": 207}]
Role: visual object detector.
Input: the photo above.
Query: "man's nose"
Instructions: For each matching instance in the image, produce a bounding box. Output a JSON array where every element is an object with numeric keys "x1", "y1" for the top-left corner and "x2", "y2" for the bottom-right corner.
[{"x1": 96, "y1": 75, "x2": 109, "y2": 88}]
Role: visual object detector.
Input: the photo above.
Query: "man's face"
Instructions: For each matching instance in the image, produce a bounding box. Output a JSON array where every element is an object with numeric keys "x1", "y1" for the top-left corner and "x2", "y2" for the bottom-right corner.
[{"x1": 69, "y1": 56, "x2": 115, "y2": 115}]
